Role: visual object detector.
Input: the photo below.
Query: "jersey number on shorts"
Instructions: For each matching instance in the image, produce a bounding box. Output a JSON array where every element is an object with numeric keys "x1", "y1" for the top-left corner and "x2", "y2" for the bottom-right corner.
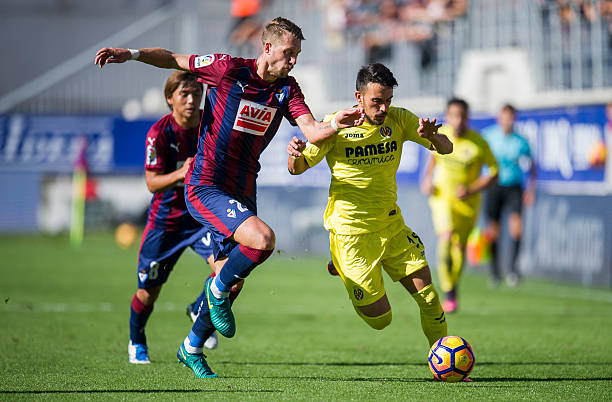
[{"x1": 229, "y1": 199, "x2": 249, "y2": 213}]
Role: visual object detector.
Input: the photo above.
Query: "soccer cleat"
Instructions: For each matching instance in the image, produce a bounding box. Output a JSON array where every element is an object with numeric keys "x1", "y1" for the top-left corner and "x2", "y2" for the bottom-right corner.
[
  {"x1": 205, "y1": 277, "x2": 236, "y2": 338},
  {"x1": 128, "y1": 340, "x2": 151, "y2": 364},
  {"x1": 506, "y1": 272, "x2": 520, "y2": 288},
  {"x1": 442, "y1": 299, "x2": 457, "y2": 313},
  {"x1": 186, "y1": 301, "x2": 198, "y2": 323},
  {"x1": 177, "y1": 344, "x2": 218, "y2": 378},
  {"x1": 327, "y1": 260, "x2": 339, "y2": 276}
]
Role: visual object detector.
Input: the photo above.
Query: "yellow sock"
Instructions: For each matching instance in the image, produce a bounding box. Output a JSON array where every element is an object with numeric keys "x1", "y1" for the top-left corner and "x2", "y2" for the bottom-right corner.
[
  {"x1": 449, "y1": 233, "x2": 466, "y2": 287},
  {"x1": 436, "y1": 237, "x2": 453, "y2": 293},
  {"x1": 412, "y1": 284, "x2": 448, "y2": 346},
  {"x1": 353, "y1": 306, "x2": 392, "y2": 330}
]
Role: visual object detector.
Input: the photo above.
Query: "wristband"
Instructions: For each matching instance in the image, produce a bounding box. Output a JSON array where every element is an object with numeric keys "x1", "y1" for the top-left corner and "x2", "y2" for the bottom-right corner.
[
  {"x1": 128, "y1": 49, "x2": 140, "y2": 60},
  {"x1": 330, "y1": 116, "x2": 339, "y2": 131}
]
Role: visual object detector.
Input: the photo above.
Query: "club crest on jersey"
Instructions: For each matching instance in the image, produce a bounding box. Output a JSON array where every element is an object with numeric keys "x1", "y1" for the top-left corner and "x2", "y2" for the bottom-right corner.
[
  {"x1": 380, "y1": 126, "x2": 392, "y2": 138},
  {"x1": 227, "y1": 209, "x2": 236, "y2": 218},
  {"x1": 138, "y1": 270, "x2": 148, "y2": 283},
  {"x1": 194, "y1": 54, "x2": 215, "y2": 68},
  {"x1": 275, "y1": 89, "x2": 285, "y2": 103},
  {"x1": 233, "y1": 99, "x2": 277, "y2": 136},
  {"x1": 353, "y1": 287, "x2": 364, "y2": 301}
]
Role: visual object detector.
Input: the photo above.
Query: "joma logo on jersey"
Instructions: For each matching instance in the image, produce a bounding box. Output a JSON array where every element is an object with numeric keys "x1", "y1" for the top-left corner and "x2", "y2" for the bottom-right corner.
[
  {"x1": 345, "y1": 141, "x2": 397, "y2": 158},
  {"x1": 233, "y1": 99, "x2": 277, "y2": 136},
  {"x1": 344, "y1": 132, "x2": 364, "y2": 139}
]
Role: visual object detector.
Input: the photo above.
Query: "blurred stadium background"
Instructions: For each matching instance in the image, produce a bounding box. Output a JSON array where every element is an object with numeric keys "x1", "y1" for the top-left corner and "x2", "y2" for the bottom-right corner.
[{"x1": 0, "y1": 0, "x2": 611, "y2": 287}]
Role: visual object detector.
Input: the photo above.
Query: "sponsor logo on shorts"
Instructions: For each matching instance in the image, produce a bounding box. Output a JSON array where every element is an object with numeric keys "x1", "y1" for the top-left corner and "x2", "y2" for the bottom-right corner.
[
  {"x1": 227, "y1": 209, "x2": 236, "y2": 218},
  {"x1": 201, "y1": 232, "x2": 211, "y2": 246},
  {"x1": 194, "y1": 54, "x2": 214, "y2": 68},
  {"x1": 353, "y1": 287, "x2": 364, "y2": 301}
]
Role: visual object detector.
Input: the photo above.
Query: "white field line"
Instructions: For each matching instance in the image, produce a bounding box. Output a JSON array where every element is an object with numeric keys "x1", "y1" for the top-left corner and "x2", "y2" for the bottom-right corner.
[{"x1": 0, "y1": 301, "x2": 184, "y2": 313}]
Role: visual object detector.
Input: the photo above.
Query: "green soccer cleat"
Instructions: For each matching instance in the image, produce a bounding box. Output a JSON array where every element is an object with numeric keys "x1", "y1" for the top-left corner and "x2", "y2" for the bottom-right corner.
[
  {"x1": 205, "y1": 276, "x2": 236, "y2": 338},
  {"x1": 177, "y1": 344, "x2": 218, "y2": 378}
]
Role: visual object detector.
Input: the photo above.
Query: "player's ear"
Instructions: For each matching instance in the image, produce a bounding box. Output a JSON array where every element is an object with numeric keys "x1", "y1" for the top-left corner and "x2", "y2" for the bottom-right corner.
[
  {"x1": 354, "y1": 91, "x2": 362, "y2": 105},
  {"x1": 263, "y1": 42, "x2": 272, "y2": 54}
]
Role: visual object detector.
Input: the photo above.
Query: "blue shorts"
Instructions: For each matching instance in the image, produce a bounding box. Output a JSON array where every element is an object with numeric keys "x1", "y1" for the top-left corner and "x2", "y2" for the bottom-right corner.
[
  {"x1": 136, "y1": 226, "x2": 213, "y2": 289},
  {"x1": 185, "y1": 184, "x2": 256, "y2": 260}
]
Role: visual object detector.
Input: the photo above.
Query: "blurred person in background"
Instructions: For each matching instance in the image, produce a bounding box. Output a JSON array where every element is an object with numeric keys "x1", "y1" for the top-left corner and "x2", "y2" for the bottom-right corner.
[
  {"x1": 228, "y1": 0, "x2": 267, "y2": 55},
  {"x1": 128, "y1": 71, "x2": 242, "y2": 364},
  {"x1": 95, "y1": 17, "x2": 364, "y2": 378},
  {"x1": 421, "y1": 98, "x2": 498, "y2": 313},
  {"x1": 482, "y1": 104, "x2": 535, "y2": 288},
  {"x1": 287, "y1": 63, "x2": 452, "y2": 348}
]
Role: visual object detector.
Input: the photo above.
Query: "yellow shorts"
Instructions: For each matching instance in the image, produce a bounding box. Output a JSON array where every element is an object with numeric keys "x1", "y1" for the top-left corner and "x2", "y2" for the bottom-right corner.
[
  {"x1": 329, "y1": 219, "x2": 429, "y2": 307},
  {"x1": 429, "y1": 196, "x2": 479, "y2": 243}
]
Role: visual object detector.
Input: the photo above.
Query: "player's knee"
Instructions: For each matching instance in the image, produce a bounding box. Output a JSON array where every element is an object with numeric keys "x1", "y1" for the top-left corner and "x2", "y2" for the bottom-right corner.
[
  {"x1": 250, "y1": 227, "x2": 276, "y2": 250},
  {"x1": 355, "y1": 307, "x2": 392, "y2": 330},
  {"x1": 136, "y1": 286, "x2": 161, "y2": 305}
]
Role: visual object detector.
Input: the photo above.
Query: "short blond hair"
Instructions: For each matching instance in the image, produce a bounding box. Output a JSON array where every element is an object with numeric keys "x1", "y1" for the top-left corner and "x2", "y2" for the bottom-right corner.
[{"x1": 261, "y1": 17, "x2": 305, "y2": 46}]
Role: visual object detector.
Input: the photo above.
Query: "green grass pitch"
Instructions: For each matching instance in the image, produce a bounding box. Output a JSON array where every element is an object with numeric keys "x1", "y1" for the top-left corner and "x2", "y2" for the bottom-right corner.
[{"x1": 1, "y1": 233, "x2": 611, "y2": 400}]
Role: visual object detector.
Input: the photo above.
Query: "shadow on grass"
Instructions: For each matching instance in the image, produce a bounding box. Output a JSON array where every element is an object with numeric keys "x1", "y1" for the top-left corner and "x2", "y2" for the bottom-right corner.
[
  {"x1": 218, "y1": 360, "x2": 612, "y2": 367},
  {"x1": 0, "y1": 389, "x2": 281, "y2": 395},
  {"x1": 235, "y1": 375, "x2": 612, "y2": 383}
]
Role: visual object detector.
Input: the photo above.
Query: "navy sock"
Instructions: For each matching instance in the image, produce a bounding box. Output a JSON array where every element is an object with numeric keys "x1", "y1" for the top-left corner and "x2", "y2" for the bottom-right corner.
[
  {"x1": 129, "y1": 294, "x2": 153, "y2": 345},
  {"x1": 188, "y1": 281, "x2": 216, "y2": 347},
  {"x1": 217, "y1": 245, "x2": 272, "y2": 290}
]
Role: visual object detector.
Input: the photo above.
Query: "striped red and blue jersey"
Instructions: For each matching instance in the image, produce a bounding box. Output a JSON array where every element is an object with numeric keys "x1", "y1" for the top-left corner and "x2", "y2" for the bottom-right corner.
[
  {"x1": 185, "y1": 53, "x2": 311, "y2": 198},
  {"x1": 144, "y1": 113, "x2": 200, "y2": 231}
]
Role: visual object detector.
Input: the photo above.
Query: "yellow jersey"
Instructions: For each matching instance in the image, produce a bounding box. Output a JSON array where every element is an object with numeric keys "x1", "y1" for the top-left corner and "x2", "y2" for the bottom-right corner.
[
  {"x1": 431, "y1": 125, "x2": 498, "y2": 203},
  {"x1": 302, "y1": 106, "x2": 432, "y2": 235}
]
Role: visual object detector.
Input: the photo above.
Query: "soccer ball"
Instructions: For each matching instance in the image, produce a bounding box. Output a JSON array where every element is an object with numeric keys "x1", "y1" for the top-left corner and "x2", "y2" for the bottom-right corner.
[{"x1": 428, "y1": 335, "x2": 475, "y2": 382}]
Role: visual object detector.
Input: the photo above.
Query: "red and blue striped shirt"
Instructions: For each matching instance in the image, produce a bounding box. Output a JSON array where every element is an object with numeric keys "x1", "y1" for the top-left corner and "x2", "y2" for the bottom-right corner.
[
  {"x1": 185, "y1": 54, "x2": 311, "y2": 198},
  {"x1": 145, "y1": 113, "x2": 200, "y2": 231}
]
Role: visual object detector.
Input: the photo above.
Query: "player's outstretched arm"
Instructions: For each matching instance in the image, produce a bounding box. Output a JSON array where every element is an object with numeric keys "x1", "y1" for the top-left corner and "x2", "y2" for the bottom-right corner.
[
  {"x1": 94, "y1": 47, "x2": 191, "y2": 71},
  {"x1": 295, "y1": 107, "x2": 365, "y2": 145},
  {"x1": 287, "y1": 136, "x2": 309, "y2": 175},
  {"x1": 418, "y1": 118, "x2": 453, "y2": 155}
]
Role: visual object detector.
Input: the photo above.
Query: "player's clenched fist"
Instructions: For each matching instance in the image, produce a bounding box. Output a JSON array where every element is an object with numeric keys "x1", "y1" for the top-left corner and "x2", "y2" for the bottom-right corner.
[{"x1": 94, "y1": 47, "x2": 131, "y2": 68}]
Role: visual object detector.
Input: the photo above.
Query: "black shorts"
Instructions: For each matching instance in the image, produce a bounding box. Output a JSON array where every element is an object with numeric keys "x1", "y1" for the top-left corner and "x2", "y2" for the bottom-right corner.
[{"x1": 485, "y1": 184, "x2": 523, "y2": 222}]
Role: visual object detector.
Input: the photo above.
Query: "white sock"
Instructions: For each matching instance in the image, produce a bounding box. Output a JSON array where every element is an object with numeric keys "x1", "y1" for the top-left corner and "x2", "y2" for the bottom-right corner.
[
  {"x1": 211, "y1": 279, "x2": 230, "y2": 299},
  {"x1": 183, "y1": 337, "x2": 203, "y2": 355}
]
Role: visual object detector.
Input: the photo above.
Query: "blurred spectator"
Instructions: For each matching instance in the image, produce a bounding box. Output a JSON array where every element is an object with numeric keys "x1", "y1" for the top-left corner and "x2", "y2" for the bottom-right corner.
[
  {"x1": 325, "y1": 0, "x2": 349, "y2": 50},
  {"x1": 228, "y1": 0, "x2": 268, "y2": 55}
]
